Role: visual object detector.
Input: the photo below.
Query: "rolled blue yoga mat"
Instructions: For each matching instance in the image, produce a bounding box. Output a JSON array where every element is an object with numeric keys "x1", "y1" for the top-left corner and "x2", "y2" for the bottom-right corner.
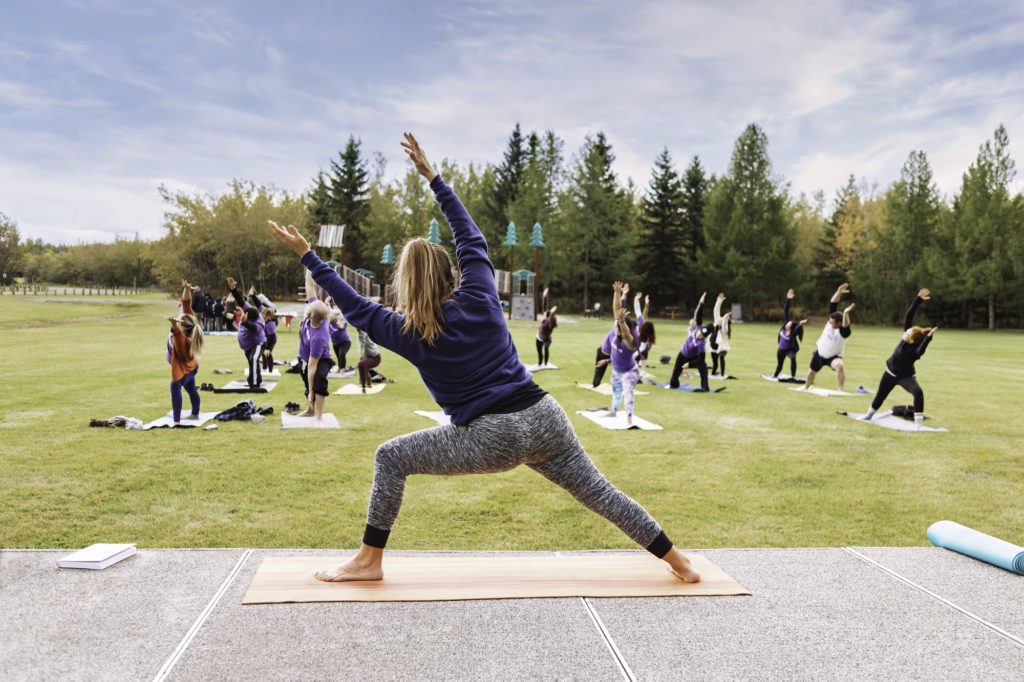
[{"x1": 927, "y1": 520, "x2": 1024, "y2": 575}]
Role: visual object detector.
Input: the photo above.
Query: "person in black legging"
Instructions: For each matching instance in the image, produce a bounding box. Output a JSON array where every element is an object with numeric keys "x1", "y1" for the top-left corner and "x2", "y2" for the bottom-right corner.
[
  {"x1": 772, "y1": 288, "x2": 807, "y2": 379},
  {"x1": 668, "y1": 292, "x2": 717, "y2": 391},
  {"x1": 535, "y1": 288, "x2": 558, "y2": 366},
  {"x1": 862, "y1": 288, "x2": 936, "y2": 427}
]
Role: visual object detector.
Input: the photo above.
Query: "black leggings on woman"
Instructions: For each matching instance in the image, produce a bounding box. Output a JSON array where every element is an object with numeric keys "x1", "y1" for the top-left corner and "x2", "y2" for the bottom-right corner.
[
  {"x1": 536, "y1": 338, "x2": 551, "y2": 365},
  {"x1": 711, "y1": 351, "x2": 727, "y2": 376},
  {"x1": 334, "y1": 340, "x2": 351, "y2": 371},
  {"x1": 262, "y1": 333, "x2": 277, "y2": 372},
  {"x1": 669, "y1": 352, "x2": 709, "y2": 391},
  {"x1": 871, "y1": 372, "x2": 924, "y2": 412},
  {"x1": 774, "y1": 348, "x2": 797, "y2": 377}
]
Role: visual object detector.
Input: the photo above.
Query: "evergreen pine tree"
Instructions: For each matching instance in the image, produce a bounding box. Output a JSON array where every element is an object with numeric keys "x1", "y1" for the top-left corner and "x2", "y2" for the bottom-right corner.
[
  {"x1": 327, "y1": 135, "x2": 371, "y2": 267},
  {"x1": 680, "y1": 156, "x2": 707, "y2": 301},
  {"x1": 637, "y1": 148, "x2": 686, "y2": 303}
]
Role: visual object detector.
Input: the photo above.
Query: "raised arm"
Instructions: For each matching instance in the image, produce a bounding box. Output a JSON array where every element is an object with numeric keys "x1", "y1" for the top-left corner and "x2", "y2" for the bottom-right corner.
[
  {"x1": 904, "y1": 288, "x2": 930, "y2": 330},
  {"x1": 714, "y1": 293, "x2": 726, "y2": 323},
  {"x1": 917, "y1": 327, "x2": 936, "y2": 357},
  {"x1": 783, "y1": 288, "x2": 794, "y2": 324},
  {"x1": 403, "y1": 133, "x2": 496, "y2": 301},
  {"x1": 633, "y1": 292, "x2": 643, "y2": 320},
  {"x1": 179, "y1": 279, "x2": 194, "y2": 316},
  {"x1": 268, "y1": 221, "x2": 408, "y2": 355},
  {"x1": 841, "y1": 303, "x2": 854, "y2": 336},
  {"x1": 642, "y1": 294, "x2": 650, "y2": 320},
  {"x1": 693, "y1": 292, "x2": 707, "y2": 326},
  {"x1": 829, "y1": 283, "x2": 849, "y2": 315},
  {"x1": 612, "y1": 281, "x2": 624, "y2": 319}
]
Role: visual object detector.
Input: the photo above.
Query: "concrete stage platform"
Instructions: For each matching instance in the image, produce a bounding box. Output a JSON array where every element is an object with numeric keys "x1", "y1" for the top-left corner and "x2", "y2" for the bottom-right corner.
[{"x1": 2, "y1": 547, "x2": 1022, "y2": 680}]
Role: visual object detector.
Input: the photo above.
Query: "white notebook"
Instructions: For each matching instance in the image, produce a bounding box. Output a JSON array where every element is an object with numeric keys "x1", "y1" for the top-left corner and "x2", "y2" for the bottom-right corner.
[{"x1": 57, "y1": 543, "x2": 137, "y2": 570}]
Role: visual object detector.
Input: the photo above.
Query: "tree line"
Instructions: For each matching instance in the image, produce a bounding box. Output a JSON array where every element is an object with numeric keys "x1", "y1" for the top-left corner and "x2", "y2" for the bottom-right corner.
[{"x1": 2, "y1": 123, "x2": 1022, "y2": 328}]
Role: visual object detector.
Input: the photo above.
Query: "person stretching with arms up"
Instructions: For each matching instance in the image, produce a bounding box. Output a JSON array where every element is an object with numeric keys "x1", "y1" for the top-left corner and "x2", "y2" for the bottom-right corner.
[{"x1": 268, "y1": 133, "x2": 700, "y2": 584}]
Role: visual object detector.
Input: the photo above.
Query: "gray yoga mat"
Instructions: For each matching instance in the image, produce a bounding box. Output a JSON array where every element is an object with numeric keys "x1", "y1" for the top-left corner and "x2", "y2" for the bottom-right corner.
[{"x1": 927, "y1": 520, "x2": 1024, "y2": 575}]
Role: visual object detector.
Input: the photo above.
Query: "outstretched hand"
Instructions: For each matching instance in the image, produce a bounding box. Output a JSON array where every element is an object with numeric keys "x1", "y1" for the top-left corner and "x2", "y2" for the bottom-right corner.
[
  {"x1": 267, "y1": 221, "x2": 311, "y2": 257},
  {"x1": 400, "y1": 133, "x2": 437, "y2": 181},
  {"x1": 836, "y1": 283, "x2": 850, "y2": 296},
  {"x1": 717, "y1": 292, "x2": 726, "y2": 301},
  {"x1": 645, "y1": 294, "x2": 650, "y2": 305},
  {"x1": 918, "y1": 288, "x2": 931, "y2": 301},
  {"x1": 927, "y1": 326, "x2": 938, "y2": 336},
  {"x1": 844, "y1": 303, "x2": 856, "y2": 314},
  {"x1": 612, "y1": 280, "x2": 623, "y2": 292},
  {"x1": 786, "y1": 288, "x2": 795, "y2": 300},
  {"x1": 699, "y1": 291, "x2": 707, "y2": 304}
]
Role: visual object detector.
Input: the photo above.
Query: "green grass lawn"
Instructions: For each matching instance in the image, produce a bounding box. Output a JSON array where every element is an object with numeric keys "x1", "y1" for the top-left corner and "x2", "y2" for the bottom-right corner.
[{"x1": 1, "y1": 296, "x2": 1021, "y2": 551}]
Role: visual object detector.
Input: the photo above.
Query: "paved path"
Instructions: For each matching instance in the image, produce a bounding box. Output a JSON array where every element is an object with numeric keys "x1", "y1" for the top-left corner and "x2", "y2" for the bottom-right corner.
[{"x1": 2, "y1": 548, "x2": 1022, "y2": 681}]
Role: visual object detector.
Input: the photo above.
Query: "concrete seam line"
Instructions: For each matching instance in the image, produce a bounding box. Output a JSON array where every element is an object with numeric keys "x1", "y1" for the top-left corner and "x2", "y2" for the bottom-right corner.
[
  {"x1": 152, "y1": 548, "x2": 254, "y2": 682},
  {"x1": 843, "y1": 547, "x2": 1024, "y2": 649},
  {"x1": 581, "y1": 597, "x2": 637, "y2": 682}
]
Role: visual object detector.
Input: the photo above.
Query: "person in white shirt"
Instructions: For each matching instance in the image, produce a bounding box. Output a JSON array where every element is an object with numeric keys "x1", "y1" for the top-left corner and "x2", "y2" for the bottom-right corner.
[
  {"x1": 804, "y1": 283, "x2": 855, "y2": 391},
  {"x1": 710, "y1": 292, "x2": 732, "y2": 377}
]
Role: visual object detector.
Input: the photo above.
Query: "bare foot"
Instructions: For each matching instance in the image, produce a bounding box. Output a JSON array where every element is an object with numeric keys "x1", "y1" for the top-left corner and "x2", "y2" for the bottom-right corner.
[
  {"x1": 314, "y1": 418, "x2": 325, "y2": 428},
  {"x1": 315, "y1": 558, "x2": 383, "y2": 582},
  {"x1": 298, "y1": 410, "x2": 314, "y2": 417}
]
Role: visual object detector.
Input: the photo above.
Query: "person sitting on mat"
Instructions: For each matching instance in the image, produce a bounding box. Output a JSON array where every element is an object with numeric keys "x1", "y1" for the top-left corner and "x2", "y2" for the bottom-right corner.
[
  {"x1": 302, "y1": 300, "x2": 334, "y2": 426},
  {"x1": 535, "y1": 288, "x2": 558, "y2": 367},
  {"x1": 803, "y1": 283, "x2": 854, "y2": 392},
  {"x1": 268, "y1": 132, "x2": 700, "y2": 584},
  {"x1": 166, "y1": 279, "x2": 205, "y2": 425},
  {"x1": 634, "y1": 292, "x2": 655, "y2": 378},
  {"x1": 329, "y1": 308, "x2": 352, "y2": 373},
  {"x1": 772, "y1": 288, "x2": 807, "y2": 379},
  {"x1": 668, "y1": 292, "x2": 717, "y2": 391},
  {"x1": 356, "y1": 327, "x2": 382, "y2": 393},
  {"x1": 227, "y1": 277, "x2": 266, "y2": 389},
  {"x1": 862, "y1": 288, "x2": 937, "y2": 427},
  {"x1": 608, "y1": 281, "x2": 641, "y2": 427},
  {"x1": 710, "y1": 292, "x2": 732, "y2": 377}
]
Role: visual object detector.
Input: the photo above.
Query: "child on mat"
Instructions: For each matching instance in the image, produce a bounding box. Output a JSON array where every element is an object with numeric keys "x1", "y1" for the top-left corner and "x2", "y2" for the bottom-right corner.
[
  {"x1": 329, "y1": 309, "x2": 352, "y2": 373},
  {"x1": 261, "y1": 308, "x2": 278, "y2": 373},
  {"x1": 227, "y1": 277, "x2": 266, "y2": 388},
  {"x1": 804, "y1": 283, "x2": 855, "y2": 391},
  {"x1": 268, "y1": 132, "x2": 700, "y2": 585},
  {"x1": 356, "y1": 328, "x2": 381, "y2": 392},
  {"x1": 608, "y1": 281, "x2": 641, "y2": 426},
  {"x1": 668, "y1": 292, "x2": 717, "y2": 391},
  {"x1": 772, "y1": 288, "x2": 807, "y2": 379},
  {"x1": 710, "y1": 292, "x2": 732, "y2": 377},
  {"x1": 166, "y1": 279, "x2": 205, "y2": 425},
  {"x1": 862, "y1": 288, "x2": 936, "y2": 427},
  {"x1": 535, "y1": 288, "x2": 558, "y2": 367},
  {"x1": 634, "y1": 292, "x2": 655, "y2": 377},
  {"x1": 303, "y1": 300, "x2": 334, "y2": 425}
]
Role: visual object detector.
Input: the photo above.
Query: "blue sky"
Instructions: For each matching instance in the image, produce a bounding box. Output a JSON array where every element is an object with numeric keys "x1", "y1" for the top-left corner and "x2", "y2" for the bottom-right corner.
[{"x1": 2, "y1": 0, "x2": 1023, "y2": 243}]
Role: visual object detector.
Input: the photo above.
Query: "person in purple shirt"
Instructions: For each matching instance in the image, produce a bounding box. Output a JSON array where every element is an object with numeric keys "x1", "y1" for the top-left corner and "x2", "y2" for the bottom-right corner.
[
  {"x1": 328, "y1": 308, "x2": 352, "y2": 372},
  {"x1": 227, "y1": 277, "x2": 266, "y2": 388},
  {"x1": 303, "y1": 300, "x2": 334, "y2": 426},
  {"x1": 772, "y1": 288, "x2": 807, "y2": 379},
  {"x1": 607, "y1": 281, "x2": 641, "y2": 427},
  {"x1": 261, "y1": 308, "x2": 278, "y2": 374},
  {"x1": 668, "y1": 292, "x2": 717, "y2": 391},
  {"x1": 268, "y1": 133, "x2": 701, "y2": 585}
]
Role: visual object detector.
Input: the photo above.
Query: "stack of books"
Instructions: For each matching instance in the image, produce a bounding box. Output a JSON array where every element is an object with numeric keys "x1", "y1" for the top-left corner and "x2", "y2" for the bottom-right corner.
[{"x1": 56, "y1": 544, "x2": 137, "y2": 570}]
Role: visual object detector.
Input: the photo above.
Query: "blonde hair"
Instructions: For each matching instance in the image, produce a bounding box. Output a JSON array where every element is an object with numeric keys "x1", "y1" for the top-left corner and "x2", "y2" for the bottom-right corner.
[
  {"x1": 308, "y1": 301, "x2": 329, "y2": 327},
  {"x1": 393, "y1": 238, "x2": 456, "y2": 345},
  {"x1": 181, "y1": 314, "x2": 204, "y2": 359},
  {"x1": 330, "y1": 309, "x2": 343, "y2": 325},
  {"x1": 903, "y1": 326, "x2": 930, "y2": 344}
]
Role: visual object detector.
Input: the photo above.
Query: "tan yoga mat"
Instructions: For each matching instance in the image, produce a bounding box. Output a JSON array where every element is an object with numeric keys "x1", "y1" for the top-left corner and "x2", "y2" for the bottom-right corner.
[{"x1": 241, "y1": 553, "x2": 749, "y2": 604}]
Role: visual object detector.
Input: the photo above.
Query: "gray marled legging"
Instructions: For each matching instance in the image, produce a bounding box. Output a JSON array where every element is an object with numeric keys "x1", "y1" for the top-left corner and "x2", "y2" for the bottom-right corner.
[{"x1": 365, "y1": 395, "x2": 670, "y2": 554}]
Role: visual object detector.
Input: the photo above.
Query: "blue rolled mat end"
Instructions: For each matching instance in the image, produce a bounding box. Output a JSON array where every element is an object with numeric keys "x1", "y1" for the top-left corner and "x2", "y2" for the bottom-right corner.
[{"x1": 927, "y1": 520, "x2": 1024, "y2": 575}]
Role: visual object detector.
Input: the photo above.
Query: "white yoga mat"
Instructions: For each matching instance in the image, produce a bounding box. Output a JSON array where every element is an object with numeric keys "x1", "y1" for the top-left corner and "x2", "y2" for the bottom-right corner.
[
  {"x1": 328, "y1": 369, "x2": 356, "y2": 379},
  {"x1": 576, "y1": 383, "x2": 648, "y2": 396},
  {"x1": 414, "y1": 410, "x2": 451, "y2": 426},
  {"x1": 281, "y1": 412, "x2": 341, "y2": 429},
  {"x1": 844, "y1": 411, "x2": 947, "y2": 432},
  {"x1": 524, "y1": 363, "x2": 559, "y2": 372},
  {"x1": 246, "y1": 369, "x2": 282, "y2": 378},
  {"x1": 789, "y1": 386, "x2": 853, "y2": 397},
  {"x1": 216, "y1": 380, "x2": 278, "y2": 393},
  {"x1": 709, "y1": 374, "x2": 737, "y2": 380},
  {"x1": 142, "y1": 411, "x2": 220, "y2": 430},
  {"x1": 335, "y1": 383, "x2": 386, "y2": 395},
  {"x1": 575, "y1": 409, "x2": 662, "y2": 431}
]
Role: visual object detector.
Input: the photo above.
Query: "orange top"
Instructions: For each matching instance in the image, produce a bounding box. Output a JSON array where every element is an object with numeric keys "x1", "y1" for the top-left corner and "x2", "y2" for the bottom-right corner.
[{"x1": 170, "y1": 299, "x2": 198, "y2": 382}]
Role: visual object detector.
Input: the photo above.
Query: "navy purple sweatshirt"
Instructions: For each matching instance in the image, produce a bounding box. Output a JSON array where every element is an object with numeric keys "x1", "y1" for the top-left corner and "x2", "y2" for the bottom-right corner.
[{"x1": 301, "y1": 175, "x2": 535, "y2": 425}]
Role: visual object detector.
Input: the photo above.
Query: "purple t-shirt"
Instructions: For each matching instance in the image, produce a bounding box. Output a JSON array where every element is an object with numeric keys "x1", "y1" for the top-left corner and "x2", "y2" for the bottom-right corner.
[
  {"x1": 609, "y1": 329, "x2": 640, "y2": 373},
  {"x1": 307, "y1": 321, "x2": 332, "y2": 360},
  {"x1": 297, "y1": 318, "x2": 311, "y2": 361},
  {"x1": 237, "y1": 314, "x2": 266, "y2": 350},
  {"x1": 778, "y1": 328, "x2": 797, "y2": 350},
  {"x1": 681, "y1": 329, "x2": 705, "y2": 357},
  {"x1": 329, "y1": 320, "x2": 350, "y2": 345},
  {"x1": 265, "y1": 319, "x2": 277, "y2": 337}
]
